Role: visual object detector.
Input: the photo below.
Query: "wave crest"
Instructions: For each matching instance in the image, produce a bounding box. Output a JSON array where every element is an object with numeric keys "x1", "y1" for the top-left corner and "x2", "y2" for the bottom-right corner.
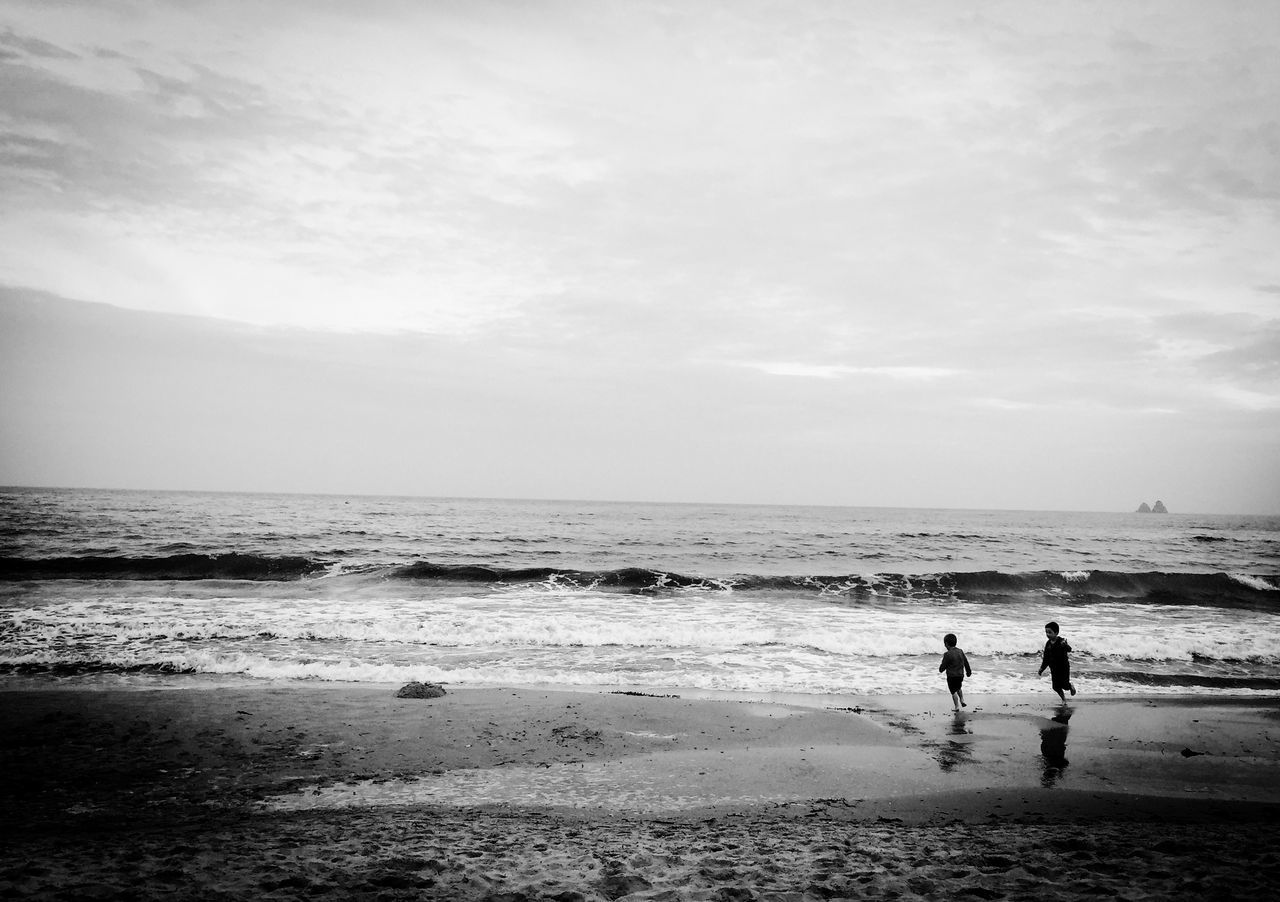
[
  {"x1": 0, "y1": 553, "x2": 326, "y2": 581},
  {"x1": 2, "y1": 555, "x2": 1276, "y2": 610},
  {"x1": 388, "y1": 564, "x2": 1280, "y2": 609}
]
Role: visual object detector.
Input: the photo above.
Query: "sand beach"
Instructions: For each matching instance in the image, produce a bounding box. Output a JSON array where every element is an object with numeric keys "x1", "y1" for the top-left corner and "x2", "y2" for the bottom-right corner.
[{"x1": 2, "y1": 683, "x2": 1278, "y2": 900}]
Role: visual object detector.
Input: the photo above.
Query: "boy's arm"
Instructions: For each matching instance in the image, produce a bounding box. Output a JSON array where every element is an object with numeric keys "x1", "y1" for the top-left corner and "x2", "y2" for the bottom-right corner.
[
  {"x1": 1038, "y1": 643, "x2": 1048, "y2": 675},
  {"x1": 939, "y1": 655, "x2": 946, "y2": 673},
  {"x1": 963, "y1": 650, "x2": 972, "y2": 676}
]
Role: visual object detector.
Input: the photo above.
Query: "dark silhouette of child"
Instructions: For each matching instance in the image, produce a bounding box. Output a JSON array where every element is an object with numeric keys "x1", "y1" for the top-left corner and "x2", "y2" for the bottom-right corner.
[
  {"x1": 1038, "y1": 621, "x2": 1076, "y2": 702},
  {"x1": 939, "y1": 633, "x2": 972, "y2": 711}
]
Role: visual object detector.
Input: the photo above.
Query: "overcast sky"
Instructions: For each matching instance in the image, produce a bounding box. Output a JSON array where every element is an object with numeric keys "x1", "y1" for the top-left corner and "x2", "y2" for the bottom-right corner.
[{"x1": 2, "y1": 0, "x2": 1278, "y2": 514}]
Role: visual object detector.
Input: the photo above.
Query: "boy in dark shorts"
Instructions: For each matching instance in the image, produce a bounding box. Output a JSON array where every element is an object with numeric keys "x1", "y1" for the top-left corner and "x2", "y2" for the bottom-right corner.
[
  {"x1": 1038, "y1": 621, "x2": 1077, "y2": 702},
  {"x1": 939, "y1": 633, "x2": 972, "y2": 711}
]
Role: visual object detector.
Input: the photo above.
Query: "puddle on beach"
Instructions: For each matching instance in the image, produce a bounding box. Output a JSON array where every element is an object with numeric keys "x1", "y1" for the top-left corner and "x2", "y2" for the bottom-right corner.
[
  {"x1": 261, "y1": 759, "x2": 786, "y2": 814},
  {"x1": 260, "y1": 743, "x2": 937, "y2": 814}
]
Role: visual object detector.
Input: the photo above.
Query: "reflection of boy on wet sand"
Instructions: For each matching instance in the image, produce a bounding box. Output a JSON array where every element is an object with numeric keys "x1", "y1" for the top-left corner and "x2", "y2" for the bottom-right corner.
[
  {"x1": 938, "y1": 633, "x2": 972, "y2": 712},
  {"x1": 1039, "y1": 708, "x2": 1072, "y2": 786},
  {"x1": 1038, "y1": 621, "x2": 1076, "y2": 702}
]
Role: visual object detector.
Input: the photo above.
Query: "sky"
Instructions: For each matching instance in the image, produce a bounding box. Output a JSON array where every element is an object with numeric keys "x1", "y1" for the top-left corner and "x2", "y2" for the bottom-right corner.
[{"x1": 1, "y1": 0, "x2": 1278, "y2": 514}]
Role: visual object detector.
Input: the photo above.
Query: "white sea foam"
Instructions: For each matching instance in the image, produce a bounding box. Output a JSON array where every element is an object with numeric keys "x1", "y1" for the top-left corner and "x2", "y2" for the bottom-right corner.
[
  {"x1": 5, "y1": 533, "x2": 1279, "y2": 696},
  {"x1": 4, "y1": 494, "x2": 1278, "y2": 703},
  {"x1": 1229, "y1": 572, "x2": 1276, "y2": 591},
  {"x1": 7, "y1": 591, "x2": 1280, "y2": 667}
]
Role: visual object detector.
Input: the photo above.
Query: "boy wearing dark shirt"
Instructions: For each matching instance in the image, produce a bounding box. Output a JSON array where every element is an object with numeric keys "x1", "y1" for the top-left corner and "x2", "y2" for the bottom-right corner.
[
  {"x1": 1038, "y1": 621, "x2": 1077, "y2": 702},
  {"x1": 939, "y1": 633, "x2": 972, "y2": 711}
]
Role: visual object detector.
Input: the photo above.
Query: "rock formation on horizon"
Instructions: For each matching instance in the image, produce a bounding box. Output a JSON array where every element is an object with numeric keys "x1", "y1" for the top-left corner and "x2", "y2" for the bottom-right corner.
[
  {"x1": 1137, "y1": 502, "x2": 1152, "y2": 513},
  {"x1": 1152, "y1": 500, "x2": 1168, "y2": 513}
]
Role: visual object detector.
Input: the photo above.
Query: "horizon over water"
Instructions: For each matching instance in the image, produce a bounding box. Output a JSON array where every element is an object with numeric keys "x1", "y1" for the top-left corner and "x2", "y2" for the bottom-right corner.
[
  {"x1": 1, "y1": 486, "x2": 1277, "y2": 698},
  {"x1": 0, "y1": 482, "x2": 1267, "y2": 517}
]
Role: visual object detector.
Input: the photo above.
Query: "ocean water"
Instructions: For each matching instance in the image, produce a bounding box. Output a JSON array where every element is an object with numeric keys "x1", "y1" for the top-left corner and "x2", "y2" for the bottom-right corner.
[{"x1": 1, "y1": 487, "x2": 1277, "y2": 697}]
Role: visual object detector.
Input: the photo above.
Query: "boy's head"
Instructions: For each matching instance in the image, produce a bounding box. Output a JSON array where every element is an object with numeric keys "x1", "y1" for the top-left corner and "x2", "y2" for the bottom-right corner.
[
  {"x1": 1045, "y1": 621, "x2": 1060, "y2": 637},
  {"x1": 944, "y1": 633, "x2": 957, "y2": 648}
]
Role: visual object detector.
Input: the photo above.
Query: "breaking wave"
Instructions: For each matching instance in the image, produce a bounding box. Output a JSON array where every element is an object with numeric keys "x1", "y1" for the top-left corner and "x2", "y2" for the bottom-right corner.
[
  {"x1": 391, "y1": 564, "x2": 1279, "y2": 609},
  {"x1": 2, "y1": 555, "x2": 1276, "y2": 609},
  {"x1": 0, "y1": 554, "x2": 326, "y2": 581}
]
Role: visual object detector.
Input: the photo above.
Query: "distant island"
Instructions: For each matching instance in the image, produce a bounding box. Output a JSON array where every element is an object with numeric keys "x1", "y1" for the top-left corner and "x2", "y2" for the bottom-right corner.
[{"x1": 1136, "y1": 501, "x2": 1168, "y2": 513}]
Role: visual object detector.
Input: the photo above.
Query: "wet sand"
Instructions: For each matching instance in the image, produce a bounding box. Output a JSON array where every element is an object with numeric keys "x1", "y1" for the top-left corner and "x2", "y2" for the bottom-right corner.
[{"x1": 2, "y1": 684, "x2": 1278, "y2": 899}]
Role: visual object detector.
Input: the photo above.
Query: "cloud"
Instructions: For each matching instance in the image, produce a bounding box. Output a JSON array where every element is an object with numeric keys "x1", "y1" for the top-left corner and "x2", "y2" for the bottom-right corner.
[
  {"x1": 1206, "y1": 385, "x2": 1280, "y2": 412},
  {"x1": 0, "y1": 2, "x2": 1278, "y2": 510},
  {"x1": 4, "y1": 285, "x2": 1278, "y2": 511},
  {"x1": 0, "y1": 26, "x2": 77, "y2": 61},
  {"x1": 3, "y1": 2, "x2": 1277, "y2": 338},
  {"x1": 750, "y1": 363, "x2": 961, "y2": 381}
]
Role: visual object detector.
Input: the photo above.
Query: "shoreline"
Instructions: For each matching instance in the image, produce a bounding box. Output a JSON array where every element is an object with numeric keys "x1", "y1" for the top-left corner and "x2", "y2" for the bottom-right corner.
[{"x1": 4, "y1": 684, "x2": 1279, "y2": 899}]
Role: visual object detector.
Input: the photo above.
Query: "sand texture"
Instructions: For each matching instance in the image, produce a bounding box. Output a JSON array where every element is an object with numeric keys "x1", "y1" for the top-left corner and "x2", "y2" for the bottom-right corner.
[{"x1": 2, "y1": 684, "x2": 1279, "y2": 900}]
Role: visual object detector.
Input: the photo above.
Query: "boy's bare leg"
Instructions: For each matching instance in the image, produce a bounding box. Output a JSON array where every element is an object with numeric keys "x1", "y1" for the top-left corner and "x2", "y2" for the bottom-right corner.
[
  {"x1": 957, "y1": 687, "x2": 966, "y2": 708},
  {"x1": 950, "y1": 692, "x2": 961, "y2": 711}
]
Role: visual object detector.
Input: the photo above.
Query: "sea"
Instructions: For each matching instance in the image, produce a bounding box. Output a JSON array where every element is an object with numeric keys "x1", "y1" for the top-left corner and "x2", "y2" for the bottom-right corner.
[{"x1": 1, "y1": 487, "x2": 1278, "y2": 697}]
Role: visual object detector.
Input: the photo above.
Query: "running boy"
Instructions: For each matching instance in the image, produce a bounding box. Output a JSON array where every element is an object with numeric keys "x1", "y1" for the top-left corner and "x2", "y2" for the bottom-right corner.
[
  {"x1": 1038, "y1": 621, "x2": 1077, "y2": 702},
  {"x1": 939, "y1": 633, "x2": 972, "y2": 711}
]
